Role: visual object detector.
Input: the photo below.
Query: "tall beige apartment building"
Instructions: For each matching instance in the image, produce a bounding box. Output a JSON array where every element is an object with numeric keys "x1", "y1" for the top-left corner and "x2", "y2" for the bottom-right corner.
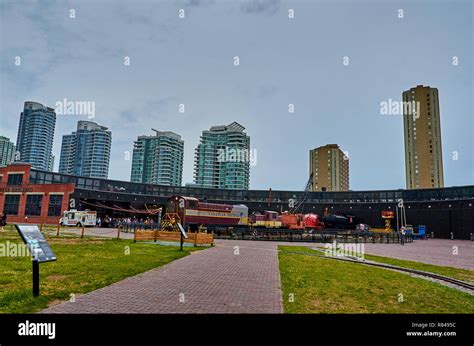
[
  {"x1": 309, "y1": 144, "x2": 349, "y2": 192},
  {"x1": 402, "y1": 85, "x2": 444, "y2": 189}
]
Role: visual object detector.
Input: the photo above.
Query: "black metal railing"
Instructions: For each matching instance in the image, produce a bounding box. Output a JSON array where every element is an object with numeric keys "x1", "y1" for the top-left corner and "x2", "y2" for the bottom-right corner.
[{"x1": 214, "y1": 229, "x2": 413, "y2": 244}]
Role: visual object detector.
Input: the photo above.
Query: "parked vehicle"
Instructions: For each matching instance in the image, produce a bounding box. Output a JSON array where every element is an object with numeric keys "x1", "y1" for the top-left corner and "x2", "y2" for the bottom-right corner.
[{"x1": 60, "y1": 210, "x2": 97, "y2": 227}]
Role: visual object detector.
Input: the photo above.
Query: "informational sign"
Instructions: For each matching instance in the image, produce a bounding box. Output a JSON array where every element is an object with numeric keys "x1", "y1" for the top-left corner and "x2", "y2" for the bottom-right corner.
[
  {"x1": 177, "y1": 223, "x2": 188, "y2": 239},
  {"x1": 15, "y1": 224, "x2": 57, "y2": 263}
]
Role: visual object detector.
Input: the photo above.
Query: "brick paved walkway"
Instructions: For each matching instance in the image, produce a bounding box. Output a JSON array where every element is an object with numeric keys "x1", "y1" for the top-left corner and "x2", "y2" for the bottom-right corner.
[
  {"x1": 286, "y1": 239, "x2": 474, "y2": 270},
  {"x1": 354, "y1": 239, "x2": 474, "y2": 270},
  {"x1": 42, "y1": 240, "x2": 283, "y2": 314}
]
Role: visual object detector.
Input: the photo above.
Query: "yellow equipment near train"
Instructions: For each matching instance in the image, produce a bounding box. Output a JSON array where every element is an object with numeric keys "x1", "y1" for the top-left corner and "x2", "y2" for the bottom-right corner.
[{"x1": 250, "y1": 211, "x2": 282, "y2": 228}]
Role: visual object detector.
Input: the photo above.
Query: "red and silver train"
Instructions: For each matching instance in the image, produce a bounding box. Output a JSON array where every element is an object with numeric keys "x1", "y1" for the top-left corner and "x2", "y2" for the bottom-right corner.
[
  {"x1": 165, "y1": 196, "x2": 358, "y2": 231},
  {"x1": 166, "y1": 196, "x2": 248, "y2": 230}
]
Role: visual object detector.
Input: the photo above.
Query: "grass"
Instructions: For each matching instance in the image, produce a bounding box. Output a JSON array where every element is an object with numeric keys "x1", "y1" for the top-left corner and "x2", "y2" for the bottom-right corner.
[
  {"x1": 312, "y1": 244, "x2": 474, "y2": 284},
  {"x1": 278, "y1": 245, "x2": 474, "y2": 314},
  {"x1": 362, "y1": 253, "x2": 474, "y2": 284},
  {"x1": 0, "y1": 229, "x2": 203, "y2": 313}
]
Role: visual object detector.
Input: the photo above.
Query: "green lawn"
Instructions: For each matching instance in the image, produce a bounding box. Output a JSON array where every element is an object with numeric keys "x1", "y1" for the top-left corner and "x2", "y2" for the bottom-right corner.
[
  {"x1": 0, "y1": 229, "x2": 203, "y2": 313},
  {"x1": 363, "y1": 253, "x2": 474, "y2": 284},
  {"x1": 311, "y1": 245, "x2": 474, "y2": 284},
  {"x1": 278, "y1": 246, "x2": 474, "y2": 314}
]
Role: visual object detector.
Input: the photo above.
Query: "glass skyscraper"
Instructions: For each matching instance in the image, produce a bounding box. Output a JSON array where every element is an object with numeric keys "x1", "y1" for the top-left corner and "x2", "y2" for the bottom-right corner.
[
  {"x1": 130, "y1": 130, "x2": 184, "y2": 186},
  {"x1": 0, "y1": 136, "x2": 15, "y2": 167},
  {"x1": 59, "y1": 121, "x2": 112, "y2": 178},
  {"x1": 16, "y1": 101, "x2": 56, "y2": 171},
  {"x1": 193, "y1": 121, "x2": 250, "y2": 189}
]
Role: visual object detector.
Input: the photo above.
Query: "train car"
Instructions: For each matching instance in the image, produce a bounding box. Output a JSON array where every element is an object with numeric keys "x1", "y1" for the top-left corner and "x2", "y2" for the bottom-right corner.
[
  {"x1": 165, "y1": 196, "x2": 362, "y2": 233},
  {"x1": 166, "y1": 196, "x2": 248, "y2": 229},
  {"x1": 302, "y1": 213, "x2": 325, "y2": 231},
  {"x1": 265, "y1": 211, "x2": 282, "y2": 228},
  {"x1": 281, "y1": 213, "x2": 305, "y2": 230},
  {"x1": 249, "y1": 213, "x2": 265, "y2": 227},
  {"x1": 322, "y1": 213, "x2": 358, "y2": 230},
  {"x1": 250, "y1": 211, "x2": 282, "y2": 228}
]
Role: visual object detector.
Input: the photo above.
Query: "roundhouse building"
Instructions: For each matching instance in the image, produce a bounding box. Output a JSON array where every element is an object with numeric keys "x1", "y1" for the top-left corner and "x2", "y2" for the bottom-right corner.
[
  {"x1": 0, "y1": 163, "x2": 74, "y2": 224},
  {"x1": 1, "y1": 163, "x2": 473, "y2": 239}
]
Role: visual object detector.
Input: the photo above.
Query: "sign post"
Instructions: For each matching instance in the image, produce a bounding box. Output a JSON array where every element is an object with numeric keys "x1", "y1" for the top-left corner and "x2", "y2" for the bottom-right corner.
[
  {"x1": 177, "y1": 223, "x2": 188, "y2": 251},
  {"x1": 32, "y1": 260, "x2": 39, "y2": 297},
  {"x1": 15, "y1": 224, "x2": 57, "y2": 297}
]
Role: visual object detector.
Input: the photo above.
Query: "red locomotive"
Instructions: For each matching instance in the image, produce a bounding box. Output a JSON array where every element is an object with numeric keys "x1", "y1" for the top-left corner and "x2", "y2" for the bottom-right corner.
[
  {"x1": 302, "y1": 213, "x2": 325, "y2": 230},
  {"x1": 280, "y1": 212, "x2": 324, "y2": 230},
  {"x1": 166, "y1": 196, "x2": 248, "y2": 230},
  {"x1": 165, "y1": 195, "x2": 357, "y2": 231}
]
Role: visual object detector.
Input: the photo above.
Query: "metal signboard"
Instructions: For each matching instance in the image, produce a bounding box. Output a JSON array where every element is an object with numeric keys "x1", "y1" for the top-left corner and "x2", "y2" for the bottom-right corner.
[
  {"x1": 15, "y1": 224, "x2": 57, "y2": 263},
  {"x1": 177, "y1": 223, "x2": 188, "y2": 239}
]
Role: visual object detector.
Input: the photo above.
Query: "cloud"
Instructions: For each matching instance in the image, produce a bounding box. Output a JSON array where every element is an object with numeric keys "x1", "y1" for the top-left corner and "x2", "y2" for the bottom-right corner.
[
  {"x1": 0, "y1": 0, "x2": 471, "y2": 189},
  {"x1": 257, "y1": 85, "x2": 278, "y2": 99},
  {"x1": 235, "y1": 85, "x2": 278, "y2": 100},
  {"x1": 182, "y1": 0, "x2": 215, "y2": 7},
  {"x1": 240, "y1": 0, "x2": 280, "y2": 15},
  {"x1": 117, "y1": 97, "x2": 178, "y2": 127}
]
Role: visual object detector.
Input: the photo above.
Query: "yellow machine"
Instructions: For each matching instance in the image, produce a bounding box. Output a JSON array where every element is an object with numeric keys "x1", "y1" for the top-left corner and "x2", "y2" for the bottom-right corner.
[{"x1": 381, "y1": 210, "x2": 395, "y2": 232}]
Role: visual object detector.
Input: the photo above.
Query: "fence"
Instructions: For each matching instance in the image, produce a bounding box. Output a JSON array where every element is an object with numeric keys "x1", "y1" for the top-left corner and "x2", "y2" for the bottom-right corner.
[
  {"x1": 215, "y1": 229, "x2": 413, "y2": 244},
  {"x1": 134, "y1": 230, "x2": 214, "y2": 246},
  {"x1": 52, "y1": 223, "x2": 213, "y2": 245},
  {"x1": 55, "y1": 223, "x2": 123, "y2": 239},
  {"x1": 119, "y1": 222, "x2": 161, "y2": 233}
]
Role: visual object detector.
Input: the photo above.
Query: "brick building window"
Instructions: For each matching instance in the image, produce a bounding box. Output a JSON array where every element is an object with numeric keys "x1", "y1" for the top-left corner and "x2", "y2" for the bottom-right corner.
[
  {"x1": 7, "y1": 173, "x2": 23, "y2": 186},
  {"x1": 48, "y1": 195, "x2": 63, "y2": 217},
  {"x1": 3, "y1": 194, "x2": 20, "y2": 215},
  {"x1": 25, "y1": 194, "x2": 43, "y2": 216}
]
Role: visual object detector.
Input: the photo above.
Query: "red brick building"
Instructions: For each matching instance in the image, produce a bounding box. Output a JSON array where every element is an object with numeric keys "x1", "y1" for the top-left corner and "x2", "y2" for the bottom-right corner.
[{"x1": 0, "y1": 163, "x2": 74, "y2": 225}]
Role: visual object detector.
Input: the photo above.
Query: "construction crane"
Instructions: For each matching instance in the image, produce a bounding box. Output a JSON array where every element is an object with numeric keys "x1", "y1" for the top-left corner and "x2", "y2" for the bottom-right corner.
[
  {"x1": 396, "y1": 199, "x2": 408, "y2": 232},
  {"x1": 289, "y1": 173, "x2": 313, "y2": 214}
]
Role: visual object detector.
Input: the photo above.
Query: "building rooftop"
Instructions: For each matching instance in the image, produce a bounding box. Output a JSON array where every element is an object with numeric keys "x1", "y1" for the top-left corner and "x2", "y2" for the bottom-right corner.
[
  {"x1": 77, "y1": 121, "x2": 109, "y2": 131},
  {"x1": 209, "y1": 121, "x2": 246, "y2": 133}
]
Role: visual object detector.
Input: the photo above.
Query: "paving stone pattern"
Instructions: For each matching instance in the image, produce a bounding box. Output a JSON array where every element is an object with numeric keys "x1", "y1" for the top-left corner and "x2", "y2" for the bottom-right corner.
[{"x1": 42, "y1": 240, "x2": 283, "y2": 313}]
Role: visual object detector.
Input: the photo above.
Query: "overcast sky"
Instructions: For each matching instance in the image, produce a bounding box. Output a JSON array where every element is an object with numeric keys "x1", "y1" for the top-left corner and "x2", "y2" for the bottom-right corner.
[{"x1": 0, "y1": 0, "x2": 472, "y2": 190}]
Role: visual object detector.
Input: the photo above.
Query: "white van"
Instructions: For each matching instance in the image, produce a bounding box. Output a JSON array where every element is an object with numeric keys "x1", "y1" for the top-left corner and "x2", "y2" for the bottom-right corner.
[{"x1": 60, "y1": 210, "x2": 97, "y2": 227}]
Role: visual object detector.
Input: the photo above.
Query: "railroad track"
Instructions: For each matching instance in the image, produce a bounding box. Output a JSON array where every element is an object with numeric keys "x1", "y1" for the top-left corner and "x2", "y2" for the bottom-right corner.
[{"x1": 281, "y1": 250, "x2": 474, "y2": 292}]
